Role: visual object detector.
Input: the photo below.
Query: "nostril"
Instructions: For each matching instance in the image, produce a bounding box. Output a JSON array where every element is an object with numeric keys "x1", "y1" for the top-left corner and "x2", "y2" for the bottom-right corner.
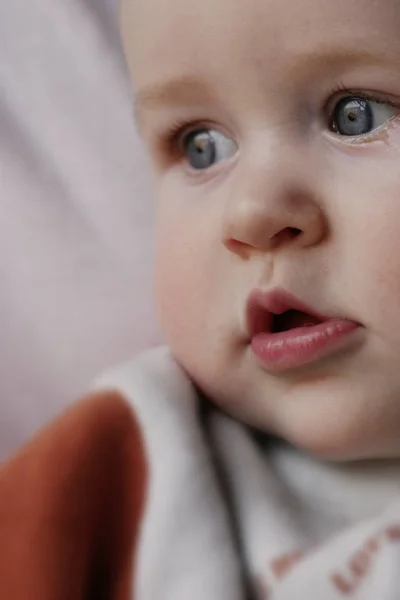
[
  {"x1": 224, "y1": 227, "x2": 303, "y2": 257},
  {"x1": 270, "y1": 227, "x2": 302, "y2": 248},
  {"x1": 288, "y1": 227, "x2": 302, "y2": 237}
]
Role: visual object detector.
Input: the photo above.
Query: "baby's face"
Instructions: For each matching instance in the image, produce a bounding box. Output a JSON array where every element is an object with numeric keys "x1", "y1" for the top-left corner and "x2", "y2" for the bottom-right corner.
[{"x1": 122, "y1": 0, "x2": 400, "y2": 460}]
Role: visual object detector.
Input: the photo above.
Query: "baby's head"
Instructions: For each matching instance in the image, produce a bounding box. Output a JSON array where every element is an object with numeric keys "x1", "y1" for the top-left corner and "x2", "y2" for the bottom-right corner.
[{"x1": 122, "y1": 0, "x2": 400, "y2": 461}]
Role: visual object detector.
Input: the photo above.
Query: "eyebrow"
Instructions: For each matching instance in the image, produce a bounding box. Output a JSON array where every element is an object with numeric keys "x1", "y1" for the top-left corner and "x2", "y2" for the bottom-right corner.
[
  {"x1": 133, "y1": 49, "x2": 400, "y2": 128},
  {"x1": 309, "y1": 48, "x2": 399, "y2": 71},
  {"x1": 134, "y1": 76, "x2": 216, "y2": 128}
]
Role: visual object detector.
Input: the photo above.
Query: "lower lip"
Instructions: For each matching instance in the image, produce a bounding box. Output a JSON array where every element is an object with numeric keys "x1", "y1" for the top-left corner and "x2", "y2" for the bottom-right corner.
[{"x1": 251, "y1": 319, "x2": 361, "y2": 371}]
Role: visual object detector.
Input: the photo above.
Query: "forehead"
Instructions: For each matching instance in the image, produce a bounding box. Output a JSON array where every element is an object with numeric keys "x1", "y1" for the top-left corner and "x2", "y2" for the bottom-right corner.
[{"x1": 122, "y1": 0, "x2": 400, "y2": 93}]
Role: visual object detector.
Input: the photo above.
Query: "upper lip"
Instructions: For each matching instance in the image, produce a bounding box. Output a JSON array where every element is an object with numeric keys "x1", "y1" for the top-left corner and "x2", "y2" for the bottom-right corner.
[{"x1": 246, "y1": 287, "x2": 334, "y2": 338}]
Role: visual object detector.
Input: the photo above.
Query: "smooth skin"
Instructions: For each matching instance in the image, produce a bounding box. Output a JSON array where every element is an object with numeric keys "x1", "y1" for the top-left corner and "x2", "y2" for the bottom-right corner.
[{"x1": 121, "y1": 0, "x2": 400, "y2": 460}]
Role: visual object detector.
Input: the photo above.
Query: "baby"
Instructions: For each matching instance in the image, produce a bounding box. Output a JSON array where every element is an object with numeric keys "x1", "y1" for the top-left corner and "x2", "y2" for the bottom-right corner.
[{"x1": 97, "y1": 0, "x2": 400, "y2": 597}]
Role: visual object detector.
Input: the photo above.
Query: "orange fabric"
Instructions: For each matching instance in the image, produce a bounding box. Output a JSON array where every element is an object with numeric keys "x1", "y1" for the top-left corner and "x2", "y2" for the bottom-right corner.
[{"x1": 0, "y1": 391, "x2": 147, "y2": 600}]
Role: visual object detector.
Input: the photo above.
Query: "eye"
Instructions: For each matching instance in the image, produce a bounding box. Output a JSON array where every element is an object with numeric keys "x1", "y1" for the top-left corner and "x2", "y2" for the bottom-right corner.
[
  {"x1": 183, "y1": 128, "x2": 237, "y2": 170},
  {"x1": 329, "y1": 95, "x2": 399, "y2": 137}
]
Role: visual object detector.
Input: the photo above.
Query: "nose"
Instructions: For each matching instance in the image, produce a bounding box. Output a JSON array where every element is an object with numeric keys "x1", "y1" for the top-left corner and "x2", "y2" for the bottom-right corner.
[{"x1": 222, "y1": 146, "x2": 327, "y2": 258}]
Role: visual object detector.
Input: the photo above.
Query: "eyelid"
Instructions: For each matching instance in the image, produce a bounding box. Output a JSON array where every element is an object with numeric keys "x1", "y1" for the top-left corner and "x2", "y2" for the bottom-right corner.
[
  {"x1": 325, "y1": 88, "x2": 400, "y2": 121},
  {"x1": 322, "y1": 87, "x2": 400, "y2": 146},
  {"x1": 175, "y1": 124, "x2": 212, "y2": 153},
  {"x1": 162, "y1": 120, "x2": 238, "y2": 167},
  {"x1": 160, "y1": 119, "x2": 215, "y2": 149}
]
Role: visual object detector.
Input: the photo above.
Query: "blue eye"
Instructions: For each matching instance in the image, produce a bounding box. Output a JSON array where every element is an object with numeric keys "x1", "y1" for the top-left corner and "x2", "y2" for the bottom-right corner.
[
  {"x1": 330, "y1": 96, "x2": 398, "y2": 137},
  {"x1": 184, "y1": 129, "x2": 237, "y2": 170}
]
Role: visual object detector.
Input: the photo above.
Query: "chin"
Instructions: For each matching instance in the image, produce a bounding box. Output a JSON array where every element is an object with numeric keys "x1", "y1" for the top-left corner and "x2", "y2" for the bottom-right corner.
[
  {"x1": 237, "y1": 372, "x2": 400, "y2": 462},
  {"x1": 275, "y1": 403, "x2": 399, "y2": 463}
]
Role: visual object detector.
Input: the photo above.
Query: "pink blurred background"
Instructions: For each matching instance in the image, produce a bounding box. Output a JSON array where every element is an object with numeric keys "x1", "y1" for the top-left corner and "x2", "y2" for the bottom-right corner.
[{"x1": 0, "y1": 0, "x2": 162, "y2": 459}]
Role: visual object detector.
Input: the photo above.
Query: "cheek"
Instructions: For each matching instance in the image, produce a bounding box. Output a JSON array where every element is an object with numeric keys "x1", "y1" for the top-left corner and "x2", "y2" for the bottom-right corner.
[
  {"x1": 154, "y1": 198, "x2": 220, "y2": 360},
  {"x1": 355, "y1": 201, "x2": 400, "y2": 324},
  {"x1": 331, "y1": 147, "x2": 400, "y2": 331},
  {"x1": 365, "y1": 236, "x2": 400, "y2": 341}
]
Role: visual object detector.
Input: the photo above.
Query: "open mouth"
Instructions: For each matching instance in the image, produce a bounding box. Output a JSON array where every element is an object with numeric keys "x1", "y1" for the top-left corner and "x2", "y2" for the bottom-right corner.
[
  {"x1": 271, "y1": 310, "x2": 323, "y2": 334},
  {"x1": 246, "y1": 287, "x2": 362, "y2": 371},
  {"x1": 247, "y1": 289, "x2": 327, "y2": 338}
]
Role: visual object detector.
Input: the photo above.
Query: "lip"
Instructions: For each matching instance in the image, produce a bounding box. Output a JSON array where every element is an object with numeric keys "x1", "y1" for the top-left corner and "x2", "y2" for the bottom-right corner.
[{"x1": 246, "y1": 287, "x2": 362, "y2": 371}]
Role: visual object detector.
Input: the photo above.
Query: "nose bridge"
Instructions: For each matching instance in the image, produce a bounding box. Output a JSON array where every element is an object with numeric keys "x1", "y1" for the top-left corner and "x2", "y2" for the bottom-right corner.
[{"x1": 222, "y1": 133, "x2": 326, "y2": 253}]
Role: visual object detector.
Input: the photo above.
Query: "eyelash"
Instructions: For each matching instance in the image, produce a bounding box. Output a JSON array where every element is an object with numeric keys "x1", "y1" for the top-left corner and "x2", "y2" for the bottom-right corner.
[
  {"x1": 156, "y1": 85, "x2": 400, "y2": 157},
  {"x1": 324, "y1": 81, "x2": 399, "y2": 120},
  {"x1": 327, "y1": 80, "x2": 349, "y2": 98},
  {"x1": 158, "y1": 119, "x2": 206, "y2": 158}
]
